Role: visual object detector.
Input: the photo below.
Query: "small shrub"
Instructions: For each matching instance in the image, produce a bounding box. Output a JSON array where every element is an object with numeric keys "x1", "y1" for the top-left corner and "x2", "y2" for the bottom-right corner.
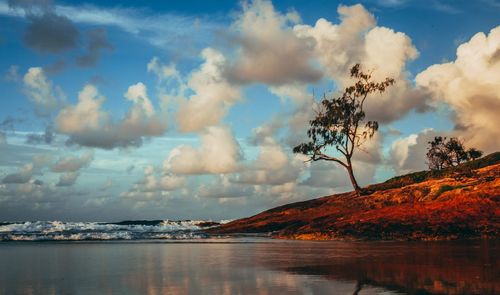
[{"x1": 436, "y1": 185, "x2": 455, "y2": 197}]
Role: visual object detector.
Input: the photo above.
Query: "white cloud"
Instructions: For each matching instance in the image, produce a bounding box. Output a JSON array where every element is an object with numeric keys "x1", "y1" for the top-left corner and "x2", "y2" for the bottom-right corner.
[
  {"x1": 2, "y1": 163, "x2": 34, "y2": 184},
  {"x1": 387, "y1": 129, "x2": 440, "y2": 175},
  {"x1": 56, "y1": 83, "x2": 167, "y2": 149},
  {"x1": 267, "y1": 84, "x2": 315, "y2": 147},
  {"x1": 51, "y1": 151, "x2": 93, "y2": 173},
  {"x1": 294, "y1": 4, "x2": 375, "y2": 79},
  {"x1": 147, "y1": 57, "x2": 181, "y2": 82},
  {"x1": 1, "y1": 153, "x2": 52, "y2": 184},
  {"x1": 225, "y1": 0, "x2": 322, "y2": 85},
  {"x1": 147, "y1": 57, "x2": 187, "y2": 112},
  {"x1": 56, "y1": 172, "x2": 79, "y2": 187},
  {"x1": 390, "y1": 134, "x2": 418, "y2": 168},
  {"x1": 164, "y1": 126, "x2": 243, "y2": 175},
  {"x1": 56, "y1": 84, "x2": 107, "y2": 133},
  {"x1": 232, "y1": 140, "x2": 303, "y2": 186},
  {"x1": 23, "y1": 67, "x2": 65, "y2": 117},
  {"x1": 294, "y1": 4, "x2": 426, "y2": 123},
  {"x1": 127, "y1": 165, "x2": 185, "y2": 194},
  {"x1": 198, "y1": 174, "x2": 252, "y2": 199},
  {"x1": 124, "y1": 82, "x2": 155, "y2": 117},
  {"x1": 416, "y1": 26, "x2": 500, "y2": 152},
  {"x1": 177, "y1": 48, "x2": 241, "y2": 132}
]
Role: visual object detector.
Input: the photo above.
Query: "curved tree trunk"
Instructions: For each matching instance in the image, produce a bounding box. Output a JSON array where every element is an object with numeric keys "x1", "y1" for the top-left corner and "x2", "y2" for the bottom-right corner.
[{"x1": 346, "y1": 159, "x2": 362, "y2": 194}]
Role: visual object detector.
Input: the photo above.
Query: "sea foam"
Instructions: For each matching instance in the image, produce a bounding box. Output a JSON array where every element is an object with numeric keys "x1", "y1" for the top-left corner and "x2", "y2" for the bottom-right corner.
[{"x1": 0, "y1": 220, "x2": 223, "y2": 241}]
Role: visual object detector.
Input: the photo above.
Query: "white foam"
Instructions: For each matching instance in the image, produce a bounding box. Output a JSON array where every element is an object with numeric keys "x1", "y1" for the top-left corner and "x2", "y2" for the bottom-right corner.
[{"x1": 0, "y1": 220, "x2": 218, "y2": 241}]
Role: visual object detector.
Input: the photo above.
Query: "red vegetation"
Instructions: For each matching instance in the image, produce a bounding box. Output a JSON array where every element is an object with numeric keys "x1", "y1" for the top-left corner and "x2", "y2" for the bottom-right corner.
[{"x1": 209, "y1": 160, "x2": 500, "y2": 240}]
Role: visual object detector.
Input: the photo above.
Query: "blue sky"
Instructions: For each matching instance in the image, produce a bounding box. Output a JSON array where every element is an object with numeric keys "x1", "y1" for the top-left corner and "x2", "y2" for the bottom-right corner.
[{"x1": 0, "y1": 0, "x2": 498, "y2": 221}]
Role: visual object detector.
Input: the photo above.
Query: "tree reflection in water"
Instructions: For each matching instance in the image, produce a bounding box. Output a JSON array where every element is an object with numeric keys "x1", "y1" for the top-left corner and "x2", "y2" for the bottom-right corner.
[
  {"x1": 257, "y1": 240, "x2": 499, "y2": 294},
  {"x1": 0, "y1": 239, "x2": 497, "y2": 295}
]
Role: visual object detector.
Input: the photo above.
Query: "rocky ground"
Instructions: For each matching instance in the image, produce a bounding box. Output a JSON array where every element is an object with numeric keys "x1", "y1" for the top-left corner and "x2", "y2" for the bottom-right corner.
[{"x1": 208, "y1": 153, "x2": 500, "y2": 240}]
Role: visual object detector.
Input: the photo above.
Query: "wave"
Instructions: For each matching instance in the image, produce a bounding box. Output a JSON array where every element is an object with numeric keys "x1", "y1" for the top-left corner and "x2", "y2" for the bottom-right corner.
[{"x1": 0, "y1": 220, "x2": 228, "y2": 241}]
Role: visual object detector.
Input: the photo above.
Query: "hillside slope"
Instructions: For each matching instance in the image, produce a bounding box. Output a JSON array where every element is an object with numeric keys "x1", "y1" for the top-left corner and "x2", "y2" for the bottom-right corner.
[{"x1": 208, "y1": 153, "x2": 500, "y2": 240}]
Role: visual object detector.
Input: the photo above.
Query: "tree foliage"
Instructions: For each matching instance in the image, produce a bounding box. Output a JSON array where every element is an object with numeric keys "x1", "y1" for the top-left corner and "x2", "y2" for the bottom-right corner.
[
  {"x1": 293, "y1": 64, "x2": 394, "y2": 193},
  {"x1": 426, "y1": 136, "x2": 483, "y2": 170}
]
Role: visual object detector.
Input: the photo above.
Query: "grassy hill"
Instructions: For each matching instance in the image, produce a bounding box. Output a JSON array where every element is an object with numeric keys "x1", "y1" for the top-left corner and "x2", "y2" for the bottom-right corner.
[{"x1": 208, "y1": 152, "x2": 500, "y2": 240}]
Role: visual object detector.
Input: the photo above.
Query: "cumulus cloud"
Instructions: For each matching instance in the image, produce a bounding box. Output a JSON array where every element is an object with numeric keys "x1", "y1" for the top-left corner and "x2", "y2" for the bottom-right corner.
[
  {"x1": 56, "y1": 171, "x2": 79, "y2": 186},
  {"x1": 164, "y1": 126, "x2": 243, "y2": 175},
  {"x1": 246, "y1": 4, "x2": 428, "y2": 190},
  {"x1": 294, "y1": 4, "x2": 374, "y2": 78},
  {"x1": 416, "y1": 26, "x2": 500, "y2": 152},
  {"x1": 128, "y1": 165, "x2": 185, "y2": 193},
  {"x1": 23, "y1": 67, "x2": 65, "y2": 116},
  {"x1": 0, "y1": 181, "x2": 52, "y2": 200},
  {"x1": 199, "y1": 175, "x2": 252, "y2": 199},
  {"x1": 225, "y1": 0, "x2": 322, "y2": 85},
  {"x1": 387, "y1": 129, "x2": 438, "y2": 175},
  {"x1": 294, "y1": 4, "x2": 428, "y2": 123},
  {"x1": 267, "y1": 84, "x2": 315, "y2": 147},
  {"x1": 2, "y1": 163, "x2": 34, "y2": 184},
  {"x1": 177, "y1": 48, "x2": 241, "y2": 132},
  {"x1": 248, "y1": 116, "x2": 284, "y2": 146},
  {"x1": 246, "y1": 84, "x2": 315, "y2": 147},
  {"x1": 148, "y1": 50, "x2": 241, "y2": 133},
  {"x1": 56, "y1": 83, "x2": 166, "y2": 149},
  {"x1": 51, "y1": 151, "x2": 93, "y2": 173},
  {"x1": 1, "y1": 153, "x2": 52, "y2": 184},
  {"x1": 147, "y1": 57, "x2": 182, "y2": 83},
  {"x1": 0, "y1": 179, "x2": 73, "y2": 219},
  {"x1": 232, "y1": 141, "x2": 303, "y2": 185},
  {"x1": 124, "y1": 82, "x2": 155, "y2": 117},
  {"x1": 147, "y1": 57, "x2": 187, "y2": 111},
  {"x1": 77, "y1": 28, "x2": 113, "y2": 67},
  {"x1": 120, "y1": 166, "x2": 186, "y2": 201}
]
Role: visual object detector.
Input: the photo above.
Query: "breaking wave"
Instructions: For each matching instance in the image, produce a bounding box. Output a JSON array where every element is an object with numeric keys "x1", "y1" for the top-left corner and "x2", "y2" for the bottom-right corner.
[{"x1": 0, "y1": 220, "x2": 227, "y2": 241}]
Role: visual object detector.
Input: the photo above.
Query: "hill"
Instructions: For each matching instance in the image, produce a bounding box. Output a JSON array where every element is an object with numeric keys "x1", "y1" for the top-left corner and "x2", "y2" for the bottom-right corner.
[{"x1": 208, "y1": 152, "x2": 500, "y2": 240}]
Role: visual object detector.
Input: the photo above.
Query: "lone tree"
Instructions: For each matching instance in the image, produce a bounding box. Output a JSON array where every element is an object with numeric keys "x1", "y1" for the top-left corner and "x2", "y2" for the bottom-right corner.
[
  {"x1": 293, "y1": 64, "x2": 394, "y2": 194},
  {"x1": 467, "y1": 148, "x2": 483, "y2": 161},
  {"x1": 426, "y1": 136, "x2": 483, "y2": 170}
]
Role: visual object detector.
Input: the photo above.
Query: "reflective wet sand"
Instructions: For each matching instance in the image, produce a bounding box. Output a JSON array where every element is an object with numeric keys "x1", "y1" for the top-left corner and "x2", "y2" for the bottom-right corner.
[{"x1": 0, "y1": 239, "x2": 498, "y2": 295}]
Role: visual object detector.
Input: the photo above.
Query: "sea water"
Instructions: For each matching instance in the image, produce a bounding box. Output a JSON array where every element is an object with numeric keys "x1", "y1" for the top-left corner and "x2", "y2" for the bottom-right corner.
[{"x1": 0, "y1": 222, "x2": 498, "y2": 294}]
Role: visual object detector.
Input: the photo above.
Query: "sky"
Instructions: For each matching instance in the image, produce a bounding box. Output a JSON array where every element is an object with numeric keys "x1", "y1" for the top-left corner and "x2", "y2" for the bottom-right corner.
[{"x1": 0, "y1": 0, "x2": 498, "y2": 221}]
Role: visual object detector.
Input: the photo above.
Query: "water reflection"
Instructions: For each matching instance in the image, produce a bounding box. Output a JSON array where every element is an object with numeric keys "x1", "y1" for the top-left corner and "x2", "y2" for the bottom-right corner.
[
  {"x1": 0, "y1": 240, "x2": 497, "y2": 295},
  {"x1": 251, "y1": 240, "x2": 499, "y2": 294}
]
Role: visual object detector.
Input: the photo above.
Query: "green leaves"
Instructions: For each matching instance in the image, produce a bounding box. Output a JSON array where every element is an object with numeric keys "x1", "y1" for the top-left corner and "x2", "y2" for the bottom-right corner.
[
  {"x1": 426, "y1": 136, "x2": 483, "y2": 170},
  {"x1": 293, "y1": 64, "x2": 394, "y2": 193},
  {"x1": 294, "y1": 64, "x2": 393, "y2": 160}
]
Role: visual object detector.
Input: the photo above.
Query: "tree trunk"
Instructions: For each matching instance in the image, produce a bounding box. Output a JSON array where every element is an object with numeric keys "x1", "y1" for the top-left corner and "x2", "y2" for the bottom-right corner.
[{"x1": 346, "y1": 159, "x2": 362, "y2": 194}]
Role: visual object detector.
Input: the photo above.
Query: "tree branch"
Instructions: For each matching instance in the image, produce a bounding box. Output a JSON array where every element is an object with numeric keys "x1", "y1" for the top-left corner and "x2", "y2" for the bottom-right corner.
[{"x1": 313, "y1": 151, "x2": 348, "y2": 168}]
